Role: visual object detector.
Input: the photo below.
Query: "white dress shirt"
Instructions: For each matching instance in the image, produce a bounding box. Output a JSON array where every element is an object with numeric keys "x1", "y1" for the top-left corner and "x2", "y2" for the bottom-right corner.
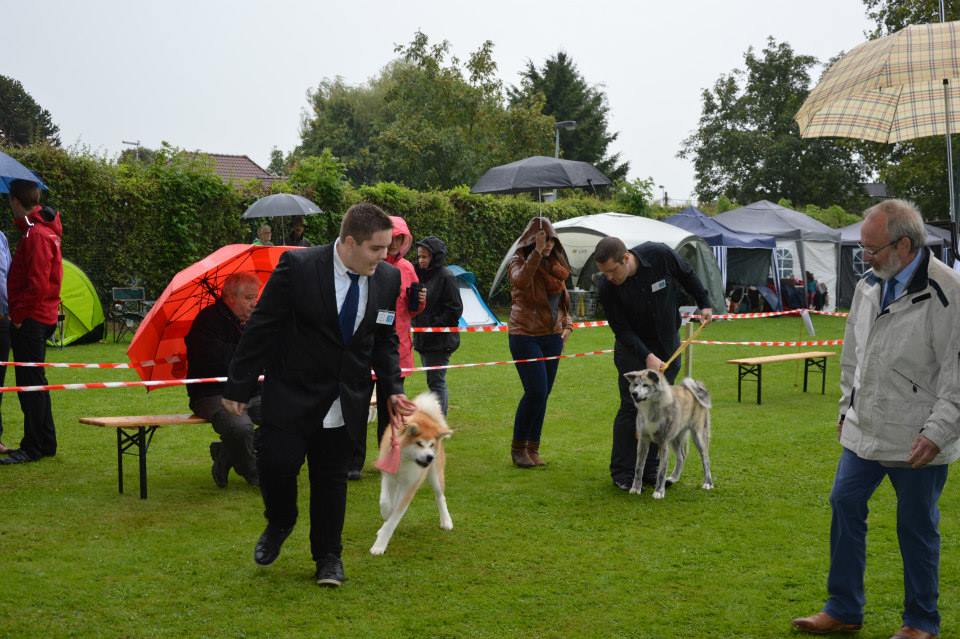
[{"x1": 322, "y1": 239, "x2": 370, "y2": 429}]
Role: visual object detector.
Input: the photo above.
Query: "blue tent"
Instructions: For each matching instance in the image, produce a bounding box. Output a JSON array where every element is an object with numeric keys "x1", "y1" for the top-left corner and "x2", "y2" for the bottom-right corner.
[
  {"x1": 665, "y1": 207, "x2": 777, "y2": 249},
  {"x1": 664, "y1": 207, "x2": 781, "y2": 309},
  {"x1": 449, "y1": 265, "x2": 502, "y2": 327}
]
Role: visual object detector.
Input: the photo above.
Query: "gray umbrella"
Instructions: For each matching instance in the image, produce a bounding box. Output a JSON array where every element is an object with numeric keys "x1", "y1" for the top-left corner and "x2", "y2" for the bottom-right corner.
[
  {"x1": 470, "y1": 155, "x2": 611, "y2": 195},
  {"x1": 241, "y1": 193, "x2": 323, "y2": 219}
]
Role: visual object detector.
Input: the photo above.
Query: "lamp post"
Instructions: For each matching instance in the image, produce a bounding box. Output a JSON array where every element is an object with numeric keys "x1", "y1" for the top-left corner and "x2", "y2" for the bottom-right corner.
[
  {"x1": 659, "y1": 184, "x2": 667, "y2": 207},
  {"x1": 122, "y1": 139, "x2": 141, "y2": 162},
  {"x1": 554, "y1": 120, "x2": 576, "y2": 158}
]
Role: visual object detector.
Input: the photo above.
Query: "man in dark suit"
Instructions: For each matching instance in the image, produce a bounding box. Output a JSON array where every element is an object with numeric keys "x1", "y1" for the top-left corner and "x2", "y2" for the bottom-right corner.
[{"x1": 222, "y1": 203, "x2": 415, "y2": 588}]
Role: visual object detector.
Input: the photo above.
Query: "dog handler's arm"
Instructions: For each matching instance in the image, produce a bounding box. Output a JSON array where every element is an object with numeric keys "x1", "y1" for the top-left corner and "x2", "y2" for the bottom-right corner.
[{"x1": 699, "y1": 307, "x2": 713, "y2": 323}]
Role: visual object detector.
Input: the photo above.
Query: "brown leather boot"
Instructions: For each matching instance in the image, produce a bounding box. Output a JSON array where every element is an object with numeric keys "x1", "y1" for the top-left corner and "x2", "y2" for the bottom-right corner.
[
  {"x1": 526, "y1": 441, "x2": 546, "y2": 466},
  {"x1": 511, "y1": 440, "x2": 534, "y2": 468}
]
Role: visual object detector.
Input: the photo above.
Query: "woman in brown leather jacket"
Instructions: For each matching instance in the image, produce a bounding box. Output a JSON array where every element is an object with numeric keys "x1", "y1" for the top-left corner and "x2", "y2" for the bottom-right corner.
[{"x1": 507, "y1": 217, "x2": 573, "y2": 468}]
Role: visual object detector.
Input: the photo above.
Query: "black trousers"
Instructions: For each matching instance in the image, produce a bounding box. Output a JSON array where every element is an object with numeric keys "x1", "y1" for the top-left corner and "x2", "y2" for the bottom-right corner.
[
  {"x1": 610, "y1": 354, "x2": 680, "y2": 485},
  {"x1": 0, "y1": 318, "x2": 10, "y2": 443},
  {"x1": 257, "y1": 422, "x2": 351, "y2": 561},
  {"x1": 11, "y1": 319, "x2": 56, "y2": 457}
]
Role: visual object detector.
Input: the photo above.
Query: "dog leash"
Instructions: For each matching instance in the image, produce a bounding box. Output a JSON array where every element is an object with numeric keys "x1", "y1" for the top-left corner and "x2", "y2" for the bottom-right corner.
[
  {"x1": 374, "y1": 401, "x2": 402, "y2": 474},
  {"x1": 660, "y1": 320, "x2": 709, "y2": 373}
]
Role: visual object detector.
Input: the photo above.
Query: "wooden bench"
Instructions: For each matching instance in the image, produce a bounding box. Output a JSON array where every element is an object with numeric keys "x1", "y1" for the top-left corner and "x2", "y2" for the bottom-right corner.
[
  {"x1": 727, "y1": 351, "x2": 836, "y2": 405},
  {"x1": 79, "y1": 414, "x2": 209, "y2": 499}
]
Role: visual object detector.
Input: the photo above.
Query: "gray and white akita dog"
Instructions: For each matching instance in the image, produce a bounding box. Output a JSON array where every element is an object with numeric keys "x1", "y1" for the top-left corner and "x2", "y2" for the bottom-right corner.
[{"x1": 623, "y1": 368, "x2": 714, "y2": 499}]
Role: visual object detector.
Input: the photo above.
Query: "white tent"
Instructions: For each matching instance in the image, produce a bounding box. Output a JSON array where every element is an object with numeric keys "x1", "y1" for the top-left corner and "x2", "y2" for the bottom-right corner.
[
  {"x1": 489, "y1": 212, "x2": 726, "y2": 310},
  {"x1": 714, "y1": 201, "x2": 841, "y2": 310}
]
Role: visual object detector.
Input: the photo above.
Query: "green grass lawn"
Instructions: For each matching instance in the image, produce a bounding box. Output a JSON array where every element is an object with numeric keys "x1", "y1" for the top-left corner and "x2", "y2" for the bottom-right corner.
[{"x1": 0, "y1": 315, "x2": 955, "y2": 638}]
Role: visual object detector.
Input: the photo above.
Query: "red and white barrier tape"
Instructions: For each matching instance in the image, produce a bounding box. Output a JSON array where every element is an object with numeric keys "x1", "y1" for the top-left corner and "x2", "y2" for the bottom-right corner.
[
  {"x1": 0, "y1": 354, "x2": 181, "y2": 369},
  {"x1": 691, "y1": 339, "x2": 844, "y2": 347}
]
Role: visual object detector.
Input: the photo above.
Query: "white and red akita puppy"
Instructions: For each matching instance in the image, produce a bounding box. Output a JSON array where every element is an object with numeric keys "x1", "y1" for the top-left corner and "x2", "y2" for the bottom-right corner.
[{"x1": 370, "y1": 392, "x2": 453, "y2": 555}]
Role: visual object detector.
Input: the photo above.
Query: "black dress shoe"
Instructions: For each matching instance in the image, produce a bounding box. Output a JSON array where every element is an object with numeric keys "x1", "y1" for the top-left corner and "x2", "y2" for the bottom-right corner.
[
  {"x1": 0, "y1": 449, "x2": 39, "y2": 465},
  {"x1": 210, "y1": 442, "x2": 229, "y2": 488},
  {"x1": 315, "y1": 554, "x2": 346, "y2": 587},
  {"x1": 254, "y1": 524, "x2": 294, "y2": 566}
]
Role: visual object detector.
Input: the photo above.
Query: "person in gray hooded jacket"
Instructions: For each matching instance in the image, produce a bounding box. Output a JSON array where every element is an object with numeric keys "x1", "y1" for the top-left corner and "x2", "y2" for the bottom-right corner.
[
  {"x1": 793, "y1": 199, "x2": 960, "y2": 639},
  {"x1": 412, "y1": 236, "x2": 462, "y2": 415}
]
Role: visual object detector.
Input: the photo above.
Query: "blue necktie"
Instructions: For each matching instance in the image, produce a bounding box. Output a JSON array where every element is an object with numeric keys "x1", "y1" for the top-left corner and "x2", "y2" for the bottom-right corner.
[
  {"x1": 339, "y1": 272, "x2": 360, "y2": 344},
  {"x1": 881, "y1": 281, "x2": 896, "y2": 310}
]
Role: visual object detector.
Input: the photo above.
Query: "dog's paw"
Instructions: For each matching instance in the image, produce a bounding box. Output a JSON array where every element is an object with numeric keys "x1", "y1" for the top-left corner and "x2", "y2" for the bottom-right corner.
[
  {"x1": 629, "y1": 486, "x2": 642, "y2": 495},
  {"x1": 440, "y1": 517, "x2": 453, "y2": 530},
  {"x1": 652, "y1": 489, "x2": 666, "y2": 499},
  {"x1": 701, "y1": 481, "x2": 714, "y2": 490},
  {"x1": 369, "y1": 544, "x2": 386, "y2": 556}
]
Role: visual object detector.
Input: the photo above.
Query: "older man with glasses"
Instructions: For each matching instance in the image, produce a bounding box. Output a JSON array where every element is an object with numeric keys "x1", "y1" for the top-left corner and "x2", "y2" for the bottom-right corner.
[{"x1": 792, "y1": 200, "x2": 960, "y2": 639}]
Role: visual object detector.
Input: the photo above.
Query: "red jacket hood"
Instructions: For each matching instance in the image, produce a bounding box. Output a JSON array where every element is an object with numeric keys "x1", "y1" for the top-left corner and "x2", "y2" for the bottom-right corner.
[
  {"x1": 387, "y1": 215, "x2": 413, "y2": 265},
  {"x1": 14, "y1": 205, "x2": 63, "y2": 238}
]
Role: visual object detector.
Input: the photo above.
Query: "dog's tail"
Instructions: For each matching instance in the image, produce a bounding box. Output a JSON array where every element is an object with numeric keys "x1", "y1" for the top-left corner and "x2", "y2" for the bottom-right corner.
[
  {"x1": 680, "y1": 378, "x2": 712, "y2": 408},
  {"x1": 413, "y1": 392, "x2": 448, "y2": 429}
]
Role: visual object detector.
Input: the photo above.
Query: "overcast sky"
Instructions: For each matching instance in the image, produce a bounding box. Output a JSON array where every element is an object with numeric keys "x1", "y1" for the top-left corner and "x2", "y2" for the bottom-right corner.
[{"x1": 6, "y1": 0, "x2": 873, "y2": 201}]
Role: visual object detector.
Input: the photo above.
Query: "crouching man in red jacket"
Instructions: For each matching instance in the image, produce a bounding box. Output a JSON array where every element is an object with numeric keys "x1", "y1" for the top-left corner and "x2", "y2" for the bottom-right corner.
[{"x1": 0, "y1": 179, "x2": 63, "y2": 465}]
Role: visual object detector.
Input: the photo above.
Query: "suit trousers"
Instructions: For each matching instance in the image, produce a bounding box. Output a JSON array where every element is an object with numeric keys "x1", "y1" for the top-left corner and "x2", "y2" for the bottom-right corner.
[
  {"x1": 824, "y1": 447, "x2": 947, "y2": 635},
  {"x1": 257, "y1": 422, "x2": 352, "y2": 561},
  {"x1": 11, "y1": 319, "x2": 56, "y2": 458},
  {"x1": 610, "y1": 356, "x2": 680, "y2": 485}
]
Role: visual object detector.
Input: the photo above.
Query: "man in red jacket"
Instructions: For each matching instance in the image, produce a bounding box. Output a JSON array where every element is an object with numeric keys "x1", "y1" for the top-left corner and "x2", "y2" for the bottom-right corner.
[{"x1": 0, "y1": 179, "x2": 63, "y2": 465}]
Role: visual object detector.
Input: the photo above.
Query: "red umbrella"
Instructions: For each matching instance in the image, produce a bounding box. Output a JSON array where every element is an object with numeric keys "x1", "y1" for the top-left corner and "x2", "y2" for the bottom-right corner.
[{"x1": 127, "y1": 244, "x2": 301, "y2": 382}]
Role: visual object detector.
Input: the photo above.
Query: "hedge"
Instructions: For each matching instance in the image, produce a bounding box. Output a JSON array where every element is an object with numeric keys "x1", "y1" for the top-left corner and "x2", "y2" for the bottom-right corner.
[{"x1": 3, "y1": 145, "x2": 613, "y2": 305}]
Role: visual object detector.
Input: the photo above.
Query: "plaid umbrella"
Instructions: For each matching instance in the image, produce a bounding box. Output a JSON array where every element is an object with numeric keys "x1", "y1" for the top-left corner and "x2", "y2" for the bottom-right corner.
[
  {"x1": 127, "y1": 244, "x2": 301, "y2": 383},
  {"x1": 795, "y1": 21, "x2": 960, "y2": 142}
]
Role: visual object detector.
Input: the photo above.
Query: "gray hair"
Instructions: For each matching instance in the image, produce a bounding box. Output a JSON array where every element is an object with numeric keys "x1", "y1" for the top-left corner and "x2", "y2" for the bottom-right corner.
[
  {"x1": 864, "y1": 199, "x2": 926, "y2": 251},
  {"x1": 221, "y1": 272, "x2": 261, "y2": 299}
]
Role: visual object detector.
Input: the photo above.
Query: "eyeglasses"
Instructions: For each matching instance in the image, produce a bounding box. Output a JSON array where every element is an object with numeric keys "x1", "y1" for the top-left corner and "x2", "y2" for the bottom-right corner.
[{"x1": 857, "y1": 237, "x2": 902, "y2": 257}]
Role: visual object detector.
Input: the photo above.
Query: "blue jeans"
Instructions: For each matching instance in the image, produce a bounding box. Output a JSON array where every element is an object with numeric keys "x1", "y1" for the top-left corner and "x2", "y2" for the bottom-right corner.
[
  {"x1": 419, "y1": 351, "x2": 452, "y2": 415},
  {"x1": 508, "y1": 333, "x2": 562, "y2": 443},
  {"x1": 824, "y1": 447, "x2": 948, "y2": 634}
]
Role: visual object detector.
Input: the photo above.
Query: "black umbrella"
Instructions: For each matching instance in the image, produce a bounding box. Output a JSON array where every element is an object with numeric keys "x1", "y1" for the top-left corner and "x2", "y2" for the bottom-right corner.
[
  {"x1": 241, "y1": 193, "x2": 323, "y2": 219},
  {"x1": 470, "y1": 155, "x2": 611, "y2": 195}
]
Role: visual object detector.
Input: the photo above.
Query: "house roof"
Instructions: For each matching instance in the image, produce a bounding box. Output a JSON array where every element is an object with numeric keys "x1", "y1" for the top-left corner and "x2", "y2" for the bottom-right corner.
[{"x1": 198, "y1": 153, "x2": 284, "y2": 187}]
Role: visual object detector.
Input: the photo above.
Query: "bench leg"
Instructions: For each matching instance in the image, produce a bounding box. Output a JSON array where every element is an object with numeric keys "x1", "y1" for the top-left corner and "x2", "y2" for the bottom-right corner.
[
  {"x1": 737, "y1": 364, "x2": 762, "y2": 405},
  {"x1": 757, "y1": 365, "x2": 762, "y2": 405},
  {"x1": 116, "y1": 429, "x2": 124, "y2": 495},
  {"x1": 803, "y1": 357, "x2": 828, "y2": 396},
  {"x1": 116, "y1": 426, "x2": 157, "y2": 499}
]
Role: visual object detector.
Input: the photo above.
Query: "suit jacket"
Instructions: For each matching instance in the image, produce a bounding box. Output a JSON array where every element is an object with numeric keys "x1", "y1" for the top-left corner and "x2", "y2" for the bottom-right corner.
[{"x1": 224, "y1": 244, "x2": 403, "y2": 442}]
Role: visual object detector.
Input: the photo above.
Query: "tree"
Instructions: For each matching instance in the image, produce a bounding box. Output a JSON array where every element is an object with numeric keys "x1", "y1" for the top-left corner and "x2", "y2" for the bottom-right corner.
[
  {"x1": 508, "y1": 52, "x2": 629, "y2": 182},
  {"x1": 864, "y1": 0, "x2": 959, "y2": 36},
  {"x1": 0, "y1": 75, "x2": 60, "y2": 146},
  {"x1": 678, "y1": 38, "x2": 867, "y2": 210},
  {"x1": 267, "y1": 147, "x2": 286, "y2": 176},
  {"x1": 296, "y1": 32, "x2": 553, "y2": 190}
]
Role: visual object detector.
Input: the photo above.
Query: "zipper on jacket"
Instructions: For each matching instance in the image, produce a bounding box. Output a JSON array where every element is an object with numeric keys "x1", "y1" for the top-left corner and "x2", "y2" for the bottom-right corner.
[{"x1": 891, "y1": 368, "x2": 935, "y2": 399}]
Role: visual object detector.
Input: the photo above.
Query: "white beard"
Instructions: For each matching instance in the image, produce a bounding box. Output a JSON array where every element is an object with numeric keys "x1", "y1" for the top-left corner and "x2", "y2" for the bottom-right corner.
[{"x1": 872, "y1": 253, "x2": 904, "y2": 280}]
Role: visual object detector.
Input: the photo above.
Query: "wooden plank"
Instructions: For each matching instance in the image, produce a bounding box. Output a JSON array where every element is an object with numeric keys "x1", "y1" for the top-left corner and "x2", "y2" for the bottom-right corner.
[
  {"x1": 728, "y1": 351, "x2": 836, "y2": 366},
  {"x1": 79, "y1": 414, "x2": 208, "y2": 428}
]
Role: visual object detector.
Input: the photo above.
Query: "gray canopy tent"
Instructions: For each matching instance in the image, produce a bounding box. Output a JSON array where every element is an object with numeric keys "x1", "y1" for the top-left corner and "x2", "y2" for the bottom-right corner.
[{"x1": 715, "y1": 200, "x2": 841, "y2": 310}]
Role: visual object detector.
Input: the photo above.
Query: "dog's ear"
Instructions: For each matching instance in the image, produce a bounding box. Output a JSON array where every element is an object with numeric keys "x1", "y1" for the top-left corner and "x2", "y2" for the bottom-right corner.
[
  {"x1": 623, "y1": 371, "x2": 641, "y2": 383},
  {"x1": 644, "y1": 369, "x2": 662, "y2": 385},
  {"x1": 439, "y1": 429, "x2": 453, "y2": 440}
]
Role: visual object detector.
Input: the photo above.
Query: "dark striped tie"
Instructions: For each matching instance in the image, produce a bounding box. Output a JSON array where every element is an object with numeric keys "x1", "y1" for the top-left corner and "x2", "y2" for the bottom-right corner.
[{"x1": 339, "y1": 272, "x2": 360, "y2": 344}]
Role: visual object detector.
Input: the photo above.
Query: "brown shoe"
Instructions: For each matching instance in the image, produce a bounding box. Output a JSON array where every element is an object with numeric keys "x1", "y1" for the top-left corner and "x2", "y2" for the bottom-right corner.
[
  {"x1": 526, "y1": 441, "x2": 546, "y2": 466},
  {"x1": 511, "y1": 440, "x2": 534, "y2": 468},
  {"x1": 890, "y1": 626, "x2": 937, "y2": 639},
  {"x1": 0, "y1": 441, "x2": 11, "y2": 455},
  {"x1": 792, "y1": 611, "x2": 862, "y2": 634}
]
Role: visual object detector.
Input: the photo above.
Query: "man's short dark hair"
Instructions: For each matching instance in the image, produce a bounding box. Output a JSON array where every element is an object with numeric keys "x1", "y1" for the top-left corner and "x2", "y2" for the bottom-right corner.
[
  {"x1": 9, "y1": 179, "x2": 41, "y2": 208},
  {"x1": 594, "y1": 236, "x2": 628, "y2": 264},
  {"x1": 340, "y1": 203, "x2": 392, "y2": 243}
]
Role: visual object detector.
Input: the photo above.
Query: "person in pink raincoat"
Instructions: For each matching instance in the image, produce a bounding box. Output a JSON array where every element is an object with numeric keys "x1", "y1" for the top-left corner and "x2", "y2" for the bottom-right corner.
[{"x1": 349, "y1": 215, "x2": 426, "y2": 478}]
